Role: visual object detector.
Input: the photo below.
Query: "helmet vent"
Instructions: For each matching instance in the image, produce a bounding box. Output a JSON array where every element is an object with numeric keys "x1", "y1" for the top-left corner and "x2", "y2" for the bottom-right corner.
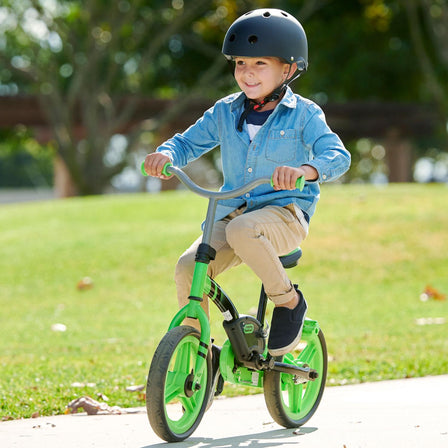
[
  {"x1": 248, "y1": 35, "x2": 258, "y2": 44},
  {"x1": 263, "y1": 11, "x2": 271, "y2": 18},
  {"x1": 281, "y1": 12, "x2": 288, "y2": 17},
  {"x1": 229, "y1": 34, "x2": 236, "y2": 42}
]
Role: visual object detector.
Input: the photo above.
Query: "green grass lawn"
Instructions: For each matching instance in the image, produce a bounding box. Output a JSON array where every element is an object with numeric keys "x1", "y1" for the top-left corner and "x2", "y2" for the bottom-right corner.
[{"x1": 1, "y1": 183, "x2": 447, "y2": 419}]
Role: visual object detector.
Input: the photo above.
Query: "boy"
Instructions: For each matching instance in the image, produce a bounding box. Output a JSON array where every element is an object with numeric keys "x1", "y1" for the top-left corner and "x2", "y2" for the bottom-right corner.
[{"x1": 144, "y1": 9, "x2": 350, "y2": 358}]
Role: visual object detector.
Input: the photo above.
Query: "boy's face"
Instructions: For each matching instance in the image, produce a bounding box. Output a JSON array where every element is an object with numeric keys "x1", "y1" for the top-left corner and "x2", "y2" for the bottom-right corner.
[{"x1": 234, "y1": 57, "x2": 294, "y2": 107}]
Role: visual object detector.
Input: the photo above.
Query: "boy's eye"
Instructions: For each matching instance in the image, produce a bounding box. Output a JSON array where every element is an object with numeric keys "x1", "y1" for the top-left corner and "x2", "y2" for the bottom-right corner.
[{"x1": 235, "y1": 59, "x2": 266, "y2": 66}]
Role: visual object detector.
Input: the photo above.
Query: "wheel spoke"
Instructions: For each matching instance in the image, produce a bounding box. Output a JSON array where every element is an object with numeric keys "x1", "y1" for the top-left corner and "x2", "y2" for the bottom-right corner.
[
  {"x1": 288, "y1": 381, "x2": 303, "y2": 413},
  {"x1": 281, "y1": 374, "x2": 303, "y2": 414},
  {"x1": 164, "y1": 343, "x2": 192, "y2": 403},
  {"x1": 174, "y1": 341, "x2": 193, "y2": 373},
  {"x1": 165, "y1": 371, "x2": 184, "y2": 403},
  {"x1": 180, "y1": 396, "x2": 194, "y2": 414},
  {"x1": 298, "y1": 341, "x2": 317, "y2": 365}
]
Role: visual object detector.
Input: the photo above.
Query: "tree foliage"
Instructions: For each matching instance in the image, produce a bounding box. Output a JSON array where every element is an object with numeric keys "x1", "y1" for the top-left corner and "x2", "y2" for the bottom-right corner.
[
  {"x1": 401, "y1": 0, "x2": 448, "y2": 119},
  {"x1": 0, "y1": 0, "x2": 447, "y2": 193},
  {"x1": 0, "y1": 0, "x2": 238, "y2": 194},
  {"x1": 0, "y1": 129, "x2": 53, "y2": 187}
]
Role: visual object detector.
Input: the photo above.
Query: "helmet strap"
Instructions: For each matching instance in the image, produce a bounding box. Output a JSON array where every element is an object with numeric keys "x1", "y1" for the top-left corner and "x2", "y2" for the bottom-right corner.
[
  {"x1": 237, "y1": 64, "x2": 305, "y2": 132},
  {"x1": 237, "y1": 84, "x2": 287, "y2": 132}
]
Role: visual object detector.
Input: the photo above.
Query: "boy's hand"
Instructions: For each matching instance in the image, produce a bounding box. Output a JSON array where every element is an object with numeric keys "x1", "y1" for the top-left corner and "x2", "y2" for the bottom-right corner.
[
  {"x1": 272, "y1": 165, "x2": 318, "y2": 190},
  {"x1": 272, "y1": 166, "x2": 304, "y2": 191},
  {"x1": 143, "y1": 153, "x2": 172, "y2": 179}
]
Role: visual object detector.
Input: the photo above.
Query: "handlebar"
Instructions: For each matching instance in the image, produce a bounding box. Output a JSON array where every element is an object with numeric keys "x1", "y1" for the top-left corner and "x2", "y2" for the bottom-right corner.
[{"x1": 141, "y1": 162, "x2": 304, "y2": 199}]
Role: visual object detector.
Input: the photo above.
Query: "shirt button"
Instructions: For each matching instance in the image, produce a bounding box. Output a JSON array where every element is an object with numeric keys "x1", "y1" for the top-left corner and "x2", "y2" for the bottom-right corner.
[
  {"x1": 248, "y1": 167, "x2": 253, "y2": 173},
  {"x1": 322, "y1": 174, "x2": 327, "y2": 180},
  {"x1": 280, "y1": 130, "x2": 285, "y2": 136},
  {"x1": 245, "y1": 193, "x2": 250, "y2": 198}
]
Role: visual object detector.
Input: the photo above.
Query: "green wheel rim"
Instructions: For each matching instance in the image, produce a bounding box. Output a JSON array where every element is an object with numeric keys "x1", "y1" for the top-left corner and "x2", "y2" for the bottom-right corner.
[
  {"x1": 163, "y1": 334, "x2": 208, "y2": 434},
  {"x1": 279, "y1": 330, "x2": 325, "y2": 420}
]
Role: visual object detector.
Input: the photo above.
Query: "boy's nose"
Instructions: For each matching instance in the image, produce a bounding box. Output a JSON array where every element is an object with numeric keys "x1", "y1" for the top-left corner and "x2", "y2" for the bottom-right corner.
[{"x1": 244, "y1": 68, "x2": 255, "y2": 78}]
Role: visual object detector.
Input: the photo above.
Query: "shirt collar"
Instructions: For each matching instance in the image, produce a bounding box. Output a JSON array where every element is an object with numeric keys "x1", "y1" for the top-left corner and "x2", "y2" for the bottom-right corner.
[{"x1": 279, "y1": 86, "x2": 297, "y2": 108}]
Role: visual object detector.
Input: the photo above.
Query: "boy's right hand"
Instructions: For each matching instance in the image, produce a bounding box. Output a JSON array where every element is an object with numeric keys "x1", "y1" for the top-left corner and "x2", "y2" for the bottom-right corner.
[{"x1": 143, "y1": 153, "x2": 172, "y2": 179}]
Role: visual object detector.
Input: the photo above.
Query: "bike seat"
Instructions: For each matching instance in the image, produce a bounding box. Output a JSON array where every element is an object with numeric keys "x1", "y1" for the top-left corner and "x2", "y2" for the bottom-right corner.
[{"x1": 279, "y1": 248, "x2": 302, "y2": 269}]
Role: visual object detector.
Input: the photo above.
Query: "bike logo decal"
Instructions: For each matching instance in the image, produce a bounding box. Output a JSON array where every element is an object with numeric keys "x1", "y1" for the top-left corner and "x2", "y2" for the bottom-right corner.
[{"x1": 243, "y1": 323, "x2": 255, "y2": 334}]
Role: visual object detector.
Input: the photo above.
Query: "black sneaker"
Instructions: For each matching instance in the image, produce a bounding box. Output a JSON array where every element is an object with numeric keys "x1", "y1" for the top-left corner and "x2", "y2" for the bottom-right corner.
[
  {"x1": 268, "y1": 288, "x2": 307, "y2": 357},
  {"x1": 206, "y1": 344, "x2": 224, "y2": 410}
]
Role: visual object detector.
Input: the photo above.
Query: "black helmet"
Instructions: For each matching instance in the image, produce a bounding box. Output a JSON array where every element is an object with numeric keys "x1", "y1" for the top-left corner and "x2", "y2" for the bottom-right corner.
[{"x1": 222, "y1": 9, "x2": 308, "y2": 72}]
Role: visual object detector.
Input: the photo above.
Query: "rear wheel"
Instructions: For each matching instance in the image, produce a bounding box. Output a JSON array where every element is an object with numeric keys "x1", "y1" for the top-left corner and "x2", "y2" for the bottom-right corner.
[
  {"x1": 264, "y1": 327, "x2": 327, "y2": 427},
  {"x1": 146, "y1": 326, "x2": 212, "y2": 442}
]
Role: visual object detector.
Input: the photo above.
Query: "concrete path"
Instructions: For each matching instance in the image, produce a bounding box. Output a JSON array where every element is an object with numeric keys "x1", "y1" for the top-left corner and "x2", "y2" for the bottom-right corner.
[{"x1": 1, "y1": 375, "x2": 447, "y2": 447}]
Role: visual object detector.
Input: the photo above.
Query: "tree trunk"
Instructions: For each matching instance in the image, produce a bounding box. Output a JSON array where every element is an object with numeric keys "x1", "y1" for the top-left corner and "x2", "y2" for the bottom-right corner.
[
  {"x1": 54, "y1": 155, "x2": 78, "y2": 197},
  {"x1": 384, "y1": 129, "x2": 413, "y2": 182}
]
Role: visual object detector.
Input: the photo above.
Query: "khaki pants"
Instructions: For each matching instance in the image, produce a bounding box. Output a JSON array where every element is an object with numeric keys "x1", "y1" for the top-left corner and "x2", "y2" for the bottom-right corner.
[{"x1": 174, "y1": 205, "x2": 308, "y2": 323}]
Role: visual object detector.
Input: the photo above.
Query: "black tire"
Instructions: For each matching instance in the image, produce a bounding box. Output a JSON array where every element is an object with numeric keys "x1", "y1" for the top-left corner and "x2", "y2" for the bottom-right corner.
[
  {"x1": 264, "y1": 328, "x2": 327, "y2": 428},
  {"x1": 146, "y1": 326, "x2": 212, "y2": 442}
]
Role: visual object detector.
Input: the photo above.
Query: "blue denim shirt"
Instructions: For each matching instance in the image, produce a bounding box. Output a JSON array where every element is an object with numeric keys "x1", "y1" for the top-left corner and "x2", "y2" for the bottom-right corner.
[{"x1": 157, "y1": 87, "x2": 351, "y2": 222}]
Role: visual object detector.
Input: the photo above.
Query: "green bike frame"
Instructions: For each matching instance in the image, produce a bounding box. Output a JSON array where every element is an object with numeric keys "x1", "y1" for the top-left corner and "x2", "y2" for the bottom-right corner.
[{"x1": 143, "y1": 162, "x2": 305, "y2": 392}]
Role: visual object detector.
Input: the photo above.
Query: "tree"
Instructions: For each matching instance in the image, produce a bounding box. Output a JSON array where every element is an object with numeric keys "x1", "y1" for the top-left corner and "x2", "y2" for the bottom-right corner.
[
  {"x1": 283, "y1": 0, "x2": 447, "y2": 182},
  {"x1": 401, "y1": 0, "x2": 448, "y2": 121},
  {"x1": 1, "y1": 0, "x2": 338, "y2": 195},
  {"x1": 0, "y1": 0, "x2": 234, "y2": 195},
  {"x1": 2, "y1": 0, "x2": 446, "y2": 192}
]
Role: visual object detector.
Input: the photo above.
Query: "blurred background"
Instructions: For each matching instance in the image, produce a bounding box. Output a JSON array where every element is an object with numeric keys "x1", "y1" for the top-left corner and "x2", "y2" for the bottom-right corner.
[{"x1": 0, "y1": 0, "x2": 447, "y2": 201}]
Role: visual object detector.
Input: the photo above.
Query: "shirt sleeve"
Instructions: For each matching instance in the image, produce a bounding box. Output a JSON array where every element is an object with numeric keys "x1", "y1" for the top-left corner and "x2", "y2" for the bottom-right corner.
[
  {"x1": 156, "y1": 103, "x2": 221, "y2": 168},
  {"x1": 301, "y1": 103, "x2": 351, "y2": 183}
]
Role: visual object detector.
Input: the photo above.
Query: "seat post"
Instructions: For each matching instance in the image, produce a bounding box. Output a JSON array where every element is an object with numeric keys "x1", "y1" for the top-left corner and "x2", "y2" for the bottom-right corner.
[{"x1": 256, "y1": 285, "x2": 269, "y2": 326}]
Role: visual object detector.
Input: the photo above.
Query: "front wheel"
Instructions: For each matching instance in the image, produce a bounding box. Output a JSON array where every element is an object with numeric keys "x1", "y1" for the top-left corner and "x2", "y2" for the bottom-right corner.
[
  {"x1": 264, "y1": 327, "x2": 327, "y2": 428},
  {"x1": 146, "y1": 326, "x2": 212, "y2": 442}
]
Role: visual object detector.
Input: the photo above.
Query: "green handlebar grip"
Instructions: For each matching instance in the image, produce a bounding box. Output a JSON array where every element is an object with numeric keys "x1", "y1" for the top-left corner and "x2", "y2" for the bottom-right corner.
[
  {"x1": 296, "y1": 175, "x2": 305, "y2": 191},
  {"x1": 270, "y1": 175, "x2": 305, "y2": 191},
  {"x1": 161, "y1": 162, "x2": 173, "y2": 177},
  {"x1": 140, "y1": 161, "x2": 148, "y2": 176},
  {"x1": 140, "y1": 161, "x2": 173, "y2": 177}
]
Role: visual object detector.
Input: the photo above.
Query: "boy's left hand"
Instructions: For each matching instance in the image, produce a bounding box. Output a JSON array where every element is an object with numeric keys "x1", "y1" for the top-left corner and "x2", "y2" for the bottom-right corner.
[
  {"x1": 272, "y1": 166, "x2": 305, "y2": 191},
  {"x1": 272, "y1": 165, "x2": 319, "y2": 190}
]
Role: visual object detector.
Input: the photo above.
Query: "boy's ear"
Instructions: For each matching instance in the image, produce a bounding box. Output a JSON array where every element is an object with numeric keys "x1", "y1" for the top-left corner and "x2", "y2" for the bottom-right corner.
[{"x1": 286, "y1": 63, "x2": 298, "y2": 80}]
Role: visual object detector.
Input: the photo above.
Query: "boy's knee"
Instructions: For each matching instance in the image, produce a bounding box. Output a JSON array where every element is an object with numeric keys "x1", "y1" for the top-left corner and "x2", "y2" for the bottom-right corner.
[{"x1": 175, "y1": 251, "x2": 196, "y2": 278}]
